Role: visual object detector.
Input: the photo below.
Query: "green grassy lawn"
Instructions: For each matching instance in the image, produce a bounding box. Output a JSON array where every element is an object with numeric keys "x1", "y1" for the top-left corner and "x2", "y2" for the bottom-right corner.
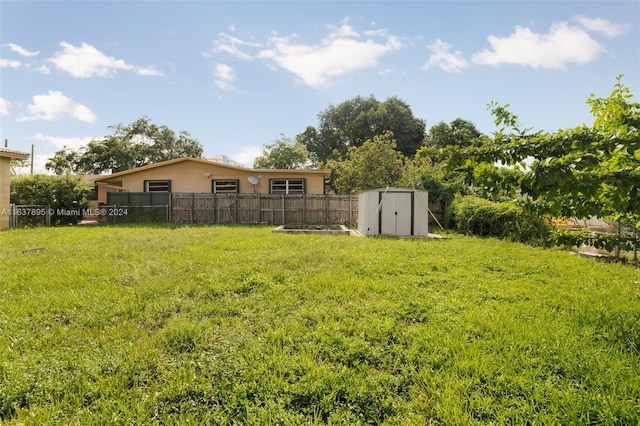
[{"x1": 1, "y1": 225, "x2": 639, "y2": 425}]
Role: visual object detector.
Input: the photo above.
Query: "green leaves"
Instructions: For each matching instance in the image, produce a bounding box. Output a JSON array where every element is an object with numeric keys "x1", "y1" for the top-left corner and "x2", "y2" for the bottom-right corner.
[
  {"x1": 45, "y1": 117, "x2": 204, "y2": 175},
  {"x1": 447, "y1": 195, "x2": 551, "y2": 245},
  {"x1": 298, "y1": 95, "x2": 425, "y2": 165},
  {"x1": 325, "y1": 131, "x2": 405, "y2": 194},
  {"x1": 424, "y1": 118, "x2": 482, "y2": 150},
  {"x1": 472, "y1": 77, "x2": 640, "y2": 225},
  {"x1": 253, "y1": 134, "x2": 310, "y2": 169},
  {"x1": 9, "y1": 174, "x2": 94, "y2": 225}
]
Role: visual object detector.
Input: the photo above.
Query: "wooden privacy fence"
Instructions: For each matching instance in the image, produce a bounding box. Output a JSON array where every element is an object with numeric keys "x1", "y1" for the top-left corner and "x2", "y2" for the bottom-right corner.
[
  {"x1": 106, "y1": 192, "x2": 360, "y2": 225},
  {"x1": 106, "y1": 192, "x2": 445, "y2": 226},
  {"x1": 171, "y1": 193, "x2": 358, "y2": 225}
]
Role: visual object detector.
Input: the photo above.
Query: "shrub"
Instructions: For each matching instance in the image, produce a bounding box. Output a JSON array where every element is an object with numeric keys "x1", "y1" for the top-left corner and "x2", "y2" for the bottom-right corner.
[
  {"x1": 447, "y1": 195, "x2": 551, "y2": 245},
  {"x1": 10, "y1": 174, "x2": 94, "y2": 225}
]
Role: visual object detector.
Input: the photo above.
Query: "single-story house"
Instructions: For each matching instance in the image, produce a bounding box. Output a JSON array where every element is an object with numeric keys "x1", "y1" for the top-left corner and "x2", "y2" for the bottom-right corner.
[
  {"x1": 0, "y1": 147, "x2": 30, "y2": 230},
  {"x1": 92, "y1": 157, "x2": 332, "y2": 204}
]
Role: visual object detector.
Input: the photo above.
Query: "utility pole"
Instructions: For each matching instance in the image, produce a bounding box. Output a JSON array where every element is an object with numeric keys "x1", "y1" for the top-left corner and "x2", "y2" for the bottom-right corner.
[{"x1": 31, "y1": 144, "x2": 34, "y2": 174}]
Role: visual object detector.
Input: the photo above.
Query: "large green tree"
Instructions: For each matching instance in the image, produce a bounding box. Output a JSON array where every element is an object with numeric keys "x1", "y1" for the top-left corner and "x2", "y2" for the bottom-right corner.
[
  {"x1": 471, "y1": 75, "x2": 640, "y2": 227},
  {"x1": 398, "y1": 156, "x2": 468, "y2": 207},
  {"x1": 424, "y1": 118, "x2": 482, "y2": 149},
  {"x1": 45, "y1": 148, "x2": 80, "y2": 175},
  {"x1": 253, "y1": 135, "x2": 309, "y2": 169},
  {"x1": 298, "y1": 95, "x2": 425, "y2": 165},
  {"x1": 46, "y1": 117, "x2": 203, "y2": 174},
  {"x1": 325, "y1": 132, "x2": 405, "y2": 194},
  {"x1": 406, "y1": 118, "x2": 483, "y2": 203}
]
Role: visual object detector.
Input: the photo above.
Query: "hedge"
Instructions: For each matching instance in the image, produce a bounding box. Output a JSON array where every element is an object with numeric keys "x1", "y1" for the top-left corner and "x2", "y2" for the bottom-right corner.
[{"x1": 447, "y1": 195, "x2": 551, "y2": 246}]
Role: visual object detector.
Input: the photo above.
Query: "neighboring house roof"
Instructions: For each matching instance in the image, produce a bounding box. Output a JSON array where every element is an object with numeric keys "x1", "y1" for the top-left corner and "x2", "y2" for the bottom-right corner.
[
  {"x1": 0, "y1": 147, "x2": 30, "y2": 160},
  {"x1": 92, "y1": 157, "x2": 331, "y2": 182}
]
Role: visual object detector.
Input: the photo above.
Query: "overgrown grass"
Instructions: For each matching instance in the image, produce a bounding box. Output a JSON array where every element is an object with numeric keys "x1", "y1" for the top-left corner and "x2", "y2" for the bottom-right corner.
[{"x1": 1, "y1": 225, "x2": 639, "y2": 424}]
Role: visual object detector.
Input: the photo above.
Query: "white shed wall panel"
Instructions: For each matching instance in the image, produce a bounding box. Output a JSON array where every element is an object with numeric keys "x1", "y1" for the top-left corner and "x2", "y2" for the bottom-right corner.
[{"x1": 357, "y1": 188, "x2": 428, "y2": 236}]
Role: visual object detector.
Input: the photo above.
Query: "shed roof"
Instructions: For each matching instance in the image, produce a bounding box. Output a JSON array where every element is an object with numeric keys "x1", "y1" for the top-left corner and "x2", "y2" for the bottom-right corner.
[
  {"x1": 93, "y1": 157, "x2": 331, "y2": 181},
  {"x1": 360, "y1": 187, "x2": 428, "y2": 193},
  {"x1": 0, "y1": 147, "x2": 30, "y2": 160}
]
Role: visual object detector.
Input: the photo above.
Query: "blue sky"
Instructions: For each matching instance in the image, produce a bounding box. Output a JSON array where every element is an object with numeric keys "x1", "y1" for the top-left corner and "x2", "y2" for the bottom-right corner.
[{"x1": 1, "y1": 1, "x2": 638, "y2": 172}]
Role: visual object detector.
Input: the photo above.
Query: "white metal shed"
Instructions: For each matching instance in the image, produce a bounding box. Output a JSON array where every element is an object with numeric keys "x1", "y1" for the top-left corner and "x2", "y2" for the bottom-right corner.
[{"x1": 357, "y1": 188, "x2": 429, "y2": 236}]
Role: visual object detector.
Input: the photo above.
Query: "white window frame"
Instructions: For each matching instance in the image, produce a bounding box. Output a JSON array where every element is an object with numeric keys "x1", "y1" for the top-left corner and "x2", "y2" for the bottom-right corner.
[
  {"x1": 212, "y1": 179, "x2": 239, "y2": 194},
  {"x1": 144, "y1": 180, "x2": 171, "y2": 192},
  {"x1": 270, "y1": 178, "x2": 305, "y2": 195}
]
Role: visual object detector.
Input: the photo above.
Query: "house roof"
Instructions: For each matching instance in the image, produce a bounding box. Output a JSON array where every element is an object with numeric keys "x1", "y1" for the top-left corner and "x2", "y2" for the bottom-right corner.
[
  {"x1": 0, "y1": 147, "x2": 30, "y2": 160},
  {"x1": 92, "y1": 157, "x2": 331, "y2": 182}
]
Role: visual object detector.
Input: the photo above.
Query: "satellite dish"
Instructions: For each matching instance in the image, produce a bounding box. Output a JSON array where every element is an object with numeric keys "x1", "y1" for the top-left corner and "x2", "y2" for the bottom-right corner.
[{"x1": 248, "y1": 175, "x2": 259, "y2": 185}]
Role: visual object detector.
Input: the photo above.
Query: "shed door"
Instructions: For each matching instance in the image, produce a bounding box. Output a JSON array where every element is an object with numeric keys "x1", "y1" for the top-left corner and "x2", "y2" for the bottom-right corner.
[{"x1": 380, "y1": 192, "x2": 413, "y2": 236}]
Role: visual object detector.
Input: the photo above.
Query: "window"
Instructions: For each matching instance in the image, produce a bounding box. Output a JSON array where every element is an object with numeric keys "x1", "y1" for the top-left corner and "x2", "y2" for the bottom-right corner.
[
  {"x1": 88, "y1": 186, "x2": 98, "y2": 200},
  {"x1": 270, "y1": 178, "x2": 305, "y2": 195},
  {"x1": 144, "y1": 180, "x2": 171, "y2": 192},
  {"x1": 212, "y1": 179, "x2": 239, "y2": 194}
]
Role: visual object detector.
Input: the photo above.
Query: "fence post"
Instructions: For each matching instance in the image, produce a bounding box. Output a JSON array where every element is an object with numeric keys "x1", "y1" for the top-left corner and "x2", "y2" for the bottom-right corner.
[
  {"x1": 257, "y1": 193, "x2": 261, "y2": 224},
  {"x1": 303, "y1": 194, "x2": 307, "y2": 224},
  {"x1": 9, "y1": 203, "x2": 15, "y2": 228},
  {"x1": 234, "y1": 194, "x2": 238, "y2": 224},
  {"x1": 282, "y1": 195, "x2": 285, "y2": 225},
  {"x1": 214, "y1": 195, "x2": 219, "y2": 224},
  {"x1": 325, "y1": 195, "x2": 329, "y2": 225},
  {"x1": 191, "y1": 193, "x2": 195, "y2": 224},
  {"x1": 46, "y1": 204, "x2": 51, "y2": 226}
]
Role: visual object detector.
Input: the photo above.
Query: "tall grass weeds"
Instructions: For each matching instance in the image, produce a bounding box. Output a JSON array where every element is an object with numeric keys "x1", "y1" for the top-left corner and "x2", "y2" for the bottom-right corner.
[{"x1": 1, "y1": 225, "x2": 639, "y2": 424}]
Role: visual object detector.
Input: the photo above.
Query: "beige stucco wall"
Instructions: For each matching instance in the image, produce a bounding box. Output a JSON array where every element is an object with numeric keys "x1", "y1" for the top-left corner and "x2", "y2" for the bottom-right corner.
[
  {"x1": 0, "y1": 157, "x2": 10, "y2": 230},
  {"x1": 95, "y1": 160, "x2": 329, "y2": 204}
]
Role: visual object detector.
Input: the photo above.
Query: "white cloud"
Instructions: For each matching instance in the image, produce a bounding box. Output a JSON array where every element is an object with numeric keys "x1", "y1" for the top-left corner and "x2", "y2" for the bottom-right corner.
[
  {"x1": 326, "y1": 22, "x2": 359, "y2": 39},
  {"x1": 471, "y1": 21, "x2": 604, "y2": 69},
  {"x1": 0, "y1": 98, "x2": 11, "y2": 116},
  {"x1": 232, "y1": 146, "x2": 263, "y2": 168},
  {"x1": 214, "y1": 63, "x2": 235, "y2": 90},
  {"x1": 574, "y1": 16, "x2": 628, "y2": 37},
  {"x1": 11, "y1": 154, "x2": 51, "y2": 175},
  {"x1": 36, "y1": 64, "x2": 50, "y2": 74},
  {"x1": 4, "y1": 43, "x2": 39, "y2": 57},
  {"x1": 50, "y1": 41, "x2": 134, "y2": 77},
  {"x1": 208, "y1": 22, "x2": 402, "y2": 88},
  {"x1": 211, "y1": 33, "x2": 261, "y2": 60},
  {"x1": 49, "y1": 41, "x2": 161, "y2": 78},
  {"x1": 137, "y1": 66, "x2": 163, "y2": 76},
  {"x1": 1, "y1": 58, "x2": 21, "y2": 68},
  {"x1": 19, "y1": 90, "x2": 97, "y2": 123},
  {"x1": 423, "y1": 39, "x2": 469, "y2": 73},
  {"x1": 364, "y1": 29, "x2": 393, "y2": 38},
  {"x1": 33, "y1": 133, "x2": 94, "y2": 150},
  {"x1": 258, "y1": 25, "x2": 403, "y2": 88}
]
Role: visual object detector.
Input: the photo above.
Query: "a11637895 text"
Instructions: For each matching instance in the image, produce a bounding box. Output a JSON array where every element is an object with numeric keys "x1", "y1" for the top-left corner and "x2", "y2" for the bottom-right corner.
[{"x1": 0, "y1": 208, "x2": 129, "y2": 217}]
